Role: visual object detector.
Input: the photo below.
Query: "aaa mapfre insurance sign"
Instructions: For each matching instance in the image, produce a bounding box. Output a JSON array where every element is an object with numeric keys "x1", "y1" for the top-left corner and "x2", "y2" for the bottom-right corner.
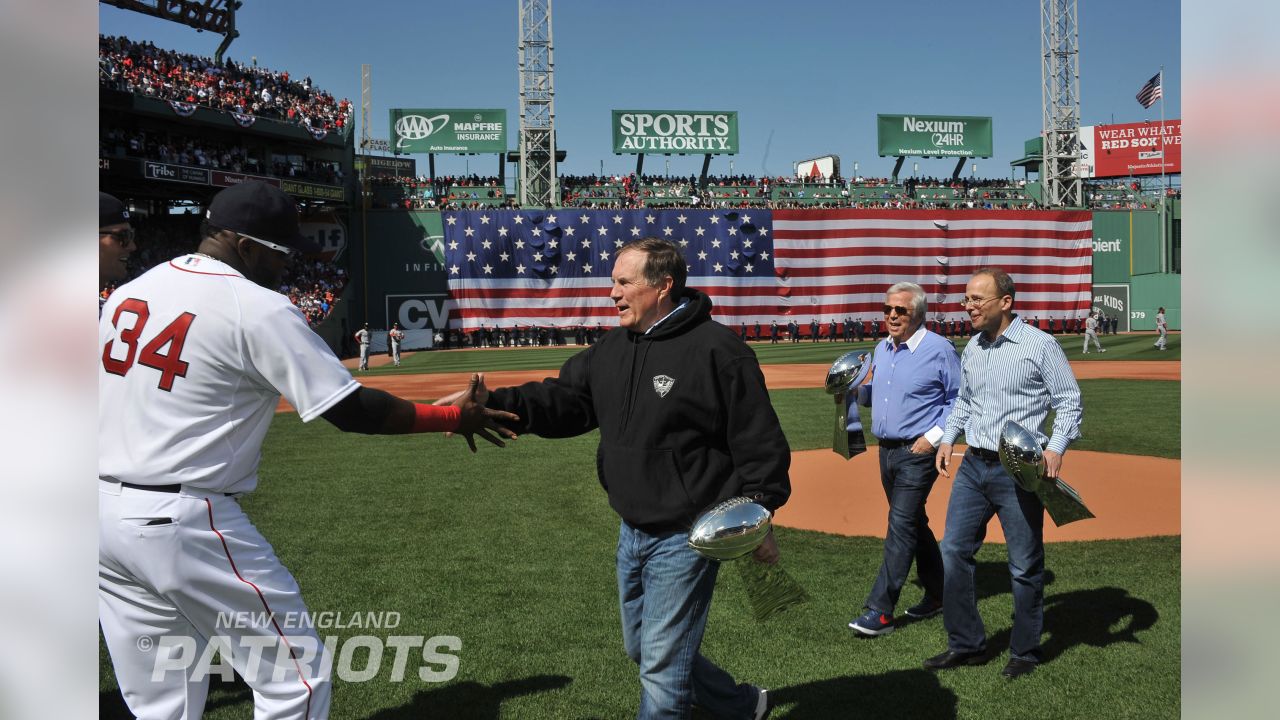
[{"x1": 1078, "y1": 120, "x2": 1181, "y2": 178}]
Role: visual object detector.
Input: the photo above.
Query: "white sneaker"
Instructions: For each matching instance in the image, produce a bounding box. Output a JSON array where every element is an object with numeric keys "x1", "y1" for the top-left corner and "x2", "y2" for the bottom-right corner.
[{"x1": 1100, "y1": 348, "x2": 1107, "y2": 352}]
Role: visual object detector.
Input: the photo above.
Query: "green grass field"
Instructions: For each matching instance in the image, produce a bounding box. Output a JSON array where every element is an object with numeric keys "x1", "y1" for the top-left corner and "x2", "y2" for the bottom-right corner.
[
  {"x1": 360, "y1": 331, "x2": 1179, "y2": 376},
  {"x1": 100, "y1": 347, "x2": 1181, "y2": 719}
]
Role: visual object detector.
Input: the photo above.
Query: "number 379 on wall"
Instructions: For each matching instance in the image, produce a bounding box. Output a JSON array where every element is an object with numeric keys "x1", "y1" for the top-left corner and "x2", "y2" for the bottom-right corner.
[
  {"x1": 1130, "y1": 311, "x2": 1146, "y2": 320},
  {"x1": 101, "y1": 298, "x2": 196, "y2": 392}
]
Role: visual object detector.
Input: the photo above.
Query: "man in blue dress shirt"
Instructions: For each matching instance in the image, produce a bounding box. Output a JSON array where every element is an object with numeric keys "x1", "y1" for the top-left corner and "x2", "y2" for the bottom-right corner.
[
  {"x1": 847, "y1": 282, "x2": 961, "y2": 637},
  {"x1": 927, "y1": 267, "x2": 1083, "y2": 679}
]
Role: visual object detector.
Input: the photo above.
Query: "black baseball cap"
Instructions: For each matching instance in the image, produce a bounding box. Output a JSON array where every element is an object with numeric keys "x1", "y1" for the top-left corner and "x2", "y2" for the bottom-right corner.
[
  {"x1": 206, "y1": 181, "x2": 320, "y2": 253},
  {"x1": 100, "y1": 192, "x2": 130, "y2": 228}
]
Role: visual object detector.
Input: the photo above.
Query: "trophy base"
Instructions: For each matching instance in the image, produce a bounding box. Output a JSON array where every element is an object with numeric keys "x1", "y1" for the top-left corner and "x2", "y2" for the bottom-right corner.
[{"x1": 736, "y1": 558, "x2": 810, "y2": 622}]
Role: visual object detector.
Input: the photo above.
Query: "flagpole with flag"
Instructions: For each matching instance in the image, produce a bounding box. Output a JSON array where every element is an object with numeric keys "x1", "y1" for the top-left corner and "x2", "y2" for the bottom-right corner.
[
  {"x1": 1136, "y1": 68, "x2": 1167, "y2": 273},
  {"x1": 1159, "y1": 65, "x2": 1167, "y2": 272}
]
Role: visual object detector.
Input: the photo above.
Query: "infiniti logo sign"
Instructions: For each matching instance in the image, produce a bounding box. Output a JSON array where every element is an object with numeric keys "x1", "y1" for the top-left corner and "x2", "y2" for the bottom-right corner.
[{"x1": 395, "y1": 114, "x2": 450, "y2": 148}]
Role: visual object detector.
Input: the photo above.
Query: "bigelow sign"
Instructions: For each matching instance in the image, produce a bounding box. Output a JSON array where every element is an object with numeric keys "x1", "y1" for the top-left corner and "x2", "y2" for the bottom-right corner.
[
  {"x1": 612, "y1": 110, "x2": 739, "y2": 154},
  {"x1": 876, "y1": 114, "x2": 994, "y2": 158}
]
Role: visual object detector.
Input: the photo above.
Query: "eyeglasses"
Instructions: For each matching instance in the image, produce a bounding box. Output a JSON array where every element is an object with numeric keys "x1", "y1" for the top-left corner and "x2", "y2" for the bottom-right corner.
[
  {"x1": 882, "y1": 304, "x2": 912, "y2": 316},
  {"x1": 239, "y1": 232, "x2": 298, "y2": 258},
  {"x1": 100, "y1": 228, "x2": 136, "y2": 243},
  {"x1": 959, "y1": 296, "x2": 1001, "y2": 309}
]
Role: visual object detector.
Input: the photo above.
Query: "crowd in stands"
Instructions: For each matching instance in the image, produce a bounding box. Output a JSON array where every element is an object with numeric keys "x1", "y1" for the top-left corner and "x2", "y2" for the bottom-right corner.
[
  {"x1": 100, "y1": 126, "x2": 344, "y2": 184},
  {"x1": 99, "y1": 213, "x2": 347, "y2": 328},
  {"x1": 99, "y1": 35, "x2": 353, "y2": 133},
  {"x1": 367, "y1": 175, "x2": 517, "y2": 210}
]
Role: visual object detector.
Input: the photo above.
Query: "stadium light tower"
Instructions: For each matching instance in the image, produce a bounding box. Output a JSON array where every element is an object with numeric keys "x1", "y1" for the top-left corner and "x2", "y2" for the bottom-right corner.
[
  {"x1": 518, "y1": 0, "x2": 557, "y2": 207},
  {"x1": 1041, "y1": 0, "x2": 1083, "y2": 208}
]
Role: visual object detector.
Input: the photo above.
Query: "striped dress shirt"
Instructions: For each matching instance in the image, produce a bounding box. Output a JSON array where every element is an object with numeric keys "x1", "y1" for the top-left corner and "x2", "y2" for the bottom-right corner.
[{"x1": 942, "y1": 315, "x2": 1082, "y2": 454}]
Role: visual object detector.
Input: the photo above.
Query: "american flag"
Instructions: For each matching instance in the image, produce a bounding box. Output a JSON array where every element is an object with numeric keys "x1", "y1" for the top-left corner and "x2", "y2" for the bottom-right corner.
[
  {"x1": 1136, "y1": 71, "x2": 1163, "y2": 108},
  {"x1": 442, "y1": 209, "x2": 1093, "y2": 330}
]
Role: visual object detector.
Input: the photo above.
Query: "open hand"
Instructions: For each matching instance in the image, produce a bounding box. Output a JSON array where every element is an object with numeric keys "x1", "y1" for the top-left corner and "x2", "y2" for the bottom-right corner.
[{"x1": 448, "y1": 373, "x2": 519, "y2": 452}]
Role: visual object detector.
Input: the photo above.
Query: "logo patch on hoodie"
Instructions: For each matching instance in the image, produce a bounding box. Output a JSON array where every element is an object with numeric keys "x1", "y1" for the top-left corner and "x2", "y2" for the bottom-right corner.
[{"x1": 652, "y1": 375, "x2": 675, "y2": 398}]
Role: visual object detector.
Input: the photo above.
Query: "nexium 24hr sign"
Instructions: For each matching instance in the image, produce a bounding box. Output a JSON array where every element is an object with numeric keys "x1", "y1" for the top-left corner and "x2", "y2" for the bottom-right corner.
[
  {"x1": 876, "y1": 114, "x2": 993, "y2": 158},
  {"x1": 612, "y1": 110, "x2": 739, "y2": 154},
  {"x1": 390, "y1": 108, "x2": 507, "y2": 154}
]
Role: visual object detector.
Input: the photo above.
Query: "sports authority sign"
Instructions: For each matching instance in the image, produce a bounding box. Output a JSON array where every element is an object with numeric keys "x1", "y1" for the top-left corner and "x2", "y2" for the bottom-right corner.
[
  {"x1": 876, "y1": 114, "x2": 993, "y2": 158},
  {"x1": 389, "y1": 109, "x2": 508, "y2": 154},
  {"x1": 612, "y1": 110, "x2": 739, "y2": 154},
  {"x1": 1077, "y1": 120, "x2": 1181, "y2": 178}
]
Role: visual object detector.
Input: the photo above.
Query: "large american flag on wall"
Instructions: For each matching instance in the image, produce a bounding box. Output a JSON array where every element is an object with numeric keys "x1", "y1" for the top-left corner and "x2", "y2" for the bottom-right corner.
[{"x1": 441, "y1": 208, "x2": 1092, "y2": 329}]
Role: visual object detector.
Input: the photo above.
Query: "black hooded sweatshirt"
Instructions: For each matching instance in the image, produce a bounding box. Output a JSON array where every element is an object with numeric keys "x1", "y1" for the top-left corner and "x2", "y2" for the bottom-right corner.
[{"x1": 488, "y1": 288, "x2": 791, "y2": 533}]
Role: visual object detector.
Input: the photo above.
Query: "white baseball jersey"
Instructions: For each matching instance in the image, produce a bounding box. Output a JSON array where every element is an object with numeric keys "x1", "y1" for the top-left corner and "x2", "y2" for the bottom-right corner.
[
  {"x1": 99, "y1": 254, "x2": 358, "y2": 494},
  {"x1": 356, "y1": 328, "x2": 370, "y2": 345},
  {"x1": 1156, "y1": 312, "x2": 1166, "y2": 330}
]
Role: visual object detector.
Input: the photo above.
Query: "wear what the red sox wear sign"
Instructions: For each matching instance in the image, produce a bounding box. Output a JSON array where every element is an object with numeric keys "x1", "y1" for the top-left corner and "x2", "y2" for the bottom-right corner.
[{"x1": 1078, "y1": 120, "x2": 1181, "y2": 178}]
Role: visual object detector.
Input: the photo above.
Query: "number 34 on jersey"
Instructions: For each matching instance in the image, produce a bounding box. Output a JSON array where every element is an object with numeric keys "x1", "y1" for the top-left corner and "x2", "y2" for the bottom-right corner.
[{"x1": 101, "y1": 298, "x2": 196, "y2": 392}]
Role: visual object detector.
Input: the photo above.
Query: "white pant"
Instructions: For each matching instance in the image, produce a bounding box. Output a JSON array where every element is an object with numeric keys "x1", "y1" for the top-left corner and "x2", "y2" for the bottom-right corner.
[
  {"x1": 1083, "y1": 330, "x2": 1103, "y2": 352},
  {"x1": 391, "y1": 343, "x2": 400, "y2": 365},
  {"x1": 100, "y1": 482, "x2": 331, "y2": 719},
  {"x1": 1156, "y1": 327, "x2": 1167, "y2": 348},
  {"x1": 358, "y1": 344, "x2": 369, "y2": 370}
]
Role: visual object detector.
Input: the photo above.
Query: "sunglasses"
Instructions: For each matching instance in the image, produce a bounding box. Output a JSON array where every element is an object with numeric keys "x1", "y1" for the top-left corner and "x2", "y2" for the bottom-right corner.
[
  {"x1": 239, "y1": 232, "x2": 299, "y2": 258},
  {"x1": 100, "y1": 228, "x2": 136, "y2": 243},
  {"x1": 882, "y1": 305, "x2": 912, "y2": 316}
]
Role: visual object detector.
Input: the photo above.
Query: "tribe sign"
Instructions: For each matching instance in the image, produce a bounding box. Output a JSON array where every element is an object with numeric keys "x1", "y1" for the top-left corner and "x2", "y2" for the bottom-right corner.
[{"x1": 390, "y1": 108, "x2": 508, "y2": 154}]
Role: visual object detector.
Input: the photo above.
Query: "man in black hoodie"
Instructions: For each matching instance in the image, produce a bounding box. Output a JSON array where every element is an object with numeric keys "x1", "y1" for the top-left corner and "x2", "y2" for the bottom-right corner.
[{"x1": 486, "y1": 237, "x2": 789, "y2": 719}]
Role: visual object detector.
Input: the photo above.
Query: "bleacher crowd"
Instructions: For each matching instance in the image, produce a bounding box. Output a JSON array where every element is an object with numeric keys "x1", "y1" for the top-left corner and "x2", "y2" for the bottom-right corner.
[{"x1": 99, "y1": 35, "x2": 353, "y2": 133}]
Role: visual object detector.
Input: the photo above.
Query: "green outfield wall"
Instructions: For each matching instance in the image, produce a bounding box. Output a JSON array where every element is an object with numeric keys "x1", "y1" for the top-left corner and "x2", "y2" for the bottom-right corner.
[{"x1": 1091, "y1": 207, "x2": 1180, "y2": 330}]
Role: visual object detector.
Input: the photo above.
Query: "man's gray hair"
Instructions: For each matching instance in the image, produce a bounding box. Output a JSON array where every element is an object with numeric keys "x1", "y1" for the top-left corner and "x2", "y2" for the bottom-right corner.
[{"x1": 886, "y1": 281, "x2": 927, "y2": 321}]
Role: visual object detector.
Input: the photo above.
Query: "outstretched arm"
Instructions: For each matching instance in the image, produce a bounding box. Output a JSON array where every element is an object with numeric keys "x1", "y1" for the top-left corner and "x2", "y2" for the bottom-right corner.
[{"x1": 323, "y1": 373, "x2": 519, "y2": 451}]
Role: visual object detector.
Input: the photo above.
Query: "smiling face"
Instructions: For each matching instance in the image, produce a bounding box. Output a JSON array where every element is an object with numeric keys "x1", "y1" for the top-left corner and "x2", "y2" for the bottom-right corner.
[
  {"x1": 610, "y1": 248, "x2": 672, "y2": 332},
  {"x1": 964, "y1": 272, "x2": 1013, "y2": 337},
  {"x1": 884, "y1": 289, "x2": 922, "y2": 344},
  {"x1": 99, "y1": 223, "x2": 136, "y2": 283}
]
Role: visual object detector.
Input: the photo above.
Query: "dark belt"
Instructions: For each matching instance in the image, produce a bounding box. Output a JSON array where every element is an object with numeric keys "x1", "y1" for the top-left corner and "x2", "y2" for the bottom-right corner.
[
  {"x1": 967, "y1": 446, "x2": 1001, "y2": 463},
  {"x1": 116, "y1": 481, "x2": 233, "y2": 496},
  {"x1": 877, "y1": 437, "x2": 918, "y2": 450}
]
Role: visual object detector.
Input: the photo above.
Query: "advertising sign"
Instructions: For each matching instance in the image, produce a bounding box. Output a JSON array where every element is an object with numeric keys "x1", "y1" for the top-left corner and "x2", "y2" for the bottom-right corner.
[
  {"x1": 612, "y1": 110, "x2": 739, "y2": 154},
  {"x1": 1077, "y1": 120, "x2": 1181, "y2": 178},
  {"x1": 357, "y1": 154, "x2": 417, "y2": 178},
  {"x1": 877, "y1": 114, "x2": 993, "y2": 158},
  {"x1": 390, "y1": 108, "x2": 508, "y2": 154},
  {"x1": 1092, "y1": 284, "x2": 1130, "y2": 333}
]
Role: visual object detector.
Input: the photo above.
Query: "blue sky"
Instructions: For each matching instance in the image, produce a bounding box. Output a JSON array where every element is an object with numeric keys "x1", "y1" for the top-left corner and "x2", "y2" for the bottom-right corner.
[{"x1": 100, "y1": 0, "x2": 1179, "y2": 181}]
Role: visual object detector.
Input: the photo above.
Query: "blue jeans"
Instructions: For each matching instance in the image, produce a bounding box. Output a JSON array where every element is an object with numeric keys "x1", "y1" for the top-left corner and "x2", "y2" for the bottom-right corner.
[
  {"x1": 940, "y1": 451, "x2": 1046, "y2": 663},
  {"x1": 617, "y1": 522, "x2": 758, "y2": 720},
  {"x1": 864, "y1": 446, "x2": 945, "y2": 614}
]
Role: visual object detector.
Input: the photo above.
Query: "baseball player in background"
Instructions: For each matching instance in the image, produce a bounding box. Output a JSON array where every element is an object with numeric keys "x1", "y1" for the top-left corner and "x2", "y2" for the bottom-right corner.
[
  {"x1": 355, "y1": 323, "x2": 371, "y2": 370},
  {"x1": 98, "y1": 181, "x2": 518, "y2": 720},
  {"x1": 100, "y1": 192, "x2": 137, "y2": 313},
  {"x1": 1154, "y1": 307, "x2": 1168, "y2": 350},
  {"x1": 1082, "y1": 310, "x2": 1106, "y2": 354},
  {"x1": 389, "y1": 322, "x2": 405, "y2": 366}
]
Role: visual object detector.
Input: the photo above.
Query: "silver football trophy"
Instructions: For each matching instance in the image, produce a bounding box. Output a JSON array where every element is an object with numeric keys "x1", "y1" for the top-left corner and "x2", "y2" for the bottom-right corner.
[
  {"x1": 824, "y1": 351, "x2": 871, "y2": 458},
  {"x1": 998, "y1": 421, "x2": 1096, "y2": 526},
  {"x1": 688, "y1": 497, "x2": 809, "y2": 621}
]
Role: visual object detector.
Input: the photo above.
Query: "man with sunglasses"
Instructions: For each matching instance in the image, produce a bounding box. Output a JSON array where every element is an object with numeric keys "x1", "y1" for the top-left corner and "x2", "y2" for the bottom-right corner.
[
  {"x1": 926, "y1": 267, "x2": 1083, "y2": 679},
  {"x1": 99, "y1": 180, "x2": 518, "y2": 720},
  {"x1": 846, "y1": 282, "x2": 960, "y2": 637},
  {"x1": 99, "y1": 192, "x2": 137, "y2": 313}
]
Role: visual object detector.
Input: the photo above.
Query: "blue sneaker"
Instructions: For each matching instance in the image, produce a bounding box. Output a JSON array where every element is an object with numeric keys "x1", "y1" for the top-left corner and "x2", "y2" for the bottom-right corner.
[{"x1": 849, "y1": 608, "x2": 895, "y2": 636}]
